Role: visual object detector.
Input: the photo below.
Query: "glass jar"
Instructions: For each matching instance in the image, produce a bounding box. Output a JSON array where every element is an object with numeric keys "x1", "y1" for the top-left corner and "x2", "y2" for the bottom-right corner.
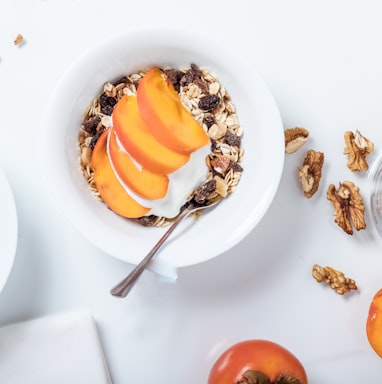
[{"x1": 369, "y1": 152, "x2": 382, "y2": 237}]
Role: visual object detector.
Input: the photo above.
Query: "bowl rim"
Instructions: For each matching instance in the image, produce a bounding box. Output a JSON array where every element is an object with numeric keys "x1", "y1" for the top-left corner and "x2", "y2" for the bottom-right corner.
[{"x1": 0, "y1": 168, "x2": 18, "y2": 293}]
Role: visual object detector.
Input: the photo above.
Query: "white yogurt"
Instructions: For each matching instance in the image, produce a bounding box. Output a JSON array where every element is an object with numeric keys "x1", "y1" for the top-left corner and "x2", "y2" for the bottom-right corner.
[{"x1": 107, "y1": 129, "x2": 210, "y2": 218}]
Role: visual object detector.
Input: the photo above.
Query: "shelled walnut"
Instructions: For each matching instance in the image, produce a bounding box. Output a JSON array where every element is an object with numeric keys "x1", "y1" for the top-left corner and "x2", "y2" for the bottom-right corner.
[
  {"x1": 298, "y1": 149, "x2": 324, "y2": 198},
  {"x1": 284, "y1": 127, "x2": 309, "y2": 154},
  {"x1": 343, "y1": 130, "x2": 374, "y2": 171},
  {"x1": 327, "y1": 181, "x2": 366, "y2": 235},
  {"x1": 312, "y1": 264, "x2": 358, "y2": 295}
]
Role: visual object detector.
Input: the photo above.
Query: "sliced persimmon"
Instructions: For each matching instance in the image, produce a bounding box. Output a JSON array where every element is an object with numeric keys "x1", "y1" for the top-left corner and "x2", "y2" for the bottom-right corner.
[
  {"x1": 137, "y1": 66, "x2": 210, "y2": 154},
  {"x1": 108, "y1": 127, "x2": 169, "y2": 199},
  {"x1": 91, "y1": 129, "x2": 150, "y2": 218},
  {"x1": 112, "y1": 94, "x2": 190, "y2": 175}
]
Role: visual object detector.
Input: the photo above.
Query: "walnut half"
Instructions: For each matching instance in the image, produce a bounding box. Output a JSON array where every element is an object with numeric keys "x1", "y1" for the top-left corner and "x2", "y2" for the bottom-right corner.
[
  {"x1": 312, "y1": 264, "x2": 358, "y2": 295},
  {"x1": 284, "y1": 127, "x2": 309, "y2": 154},
  {"x1": 298, "y1": 149, "x2": 324, "y2": 198},
  {"x1": 327, "y1": 181, "x2": 366, "y2": 235},
  {"x1": 344, "y1": 130, "x2": 374, "y2": 171}
]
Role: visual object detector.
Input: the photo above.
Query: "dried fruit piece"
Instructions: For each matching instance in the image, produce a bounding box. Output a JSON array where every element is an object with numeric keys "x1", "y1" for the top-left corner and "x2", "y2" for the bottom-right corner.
[
  {"x1": 99, "y1": 93, "x2": 117, "y2": 115},
  {"x1": 210, "y1": 155, "x2": 231, "y2": 176},
  {"x1": 192, "y1": 179, "x2": 217, "y2": 204},
  {"x1": 298, "y1": 149, "x2": 324, "y2": 198},
  {"x1": 225, "y1": 131, "x2": 241, "y2": 147},
  {"x1": 327, "y1": 181, "x2": 366, "y2": 235},
  {"x1": 284, "y1": 127, "x2": 309, "y2": 154},
  {"x1": 83, "y1": 116, "x2": 101, "y2": 135},
  {"x1": 343, "y1": 130, "x2": 374, "y2": 171},
  {"x1": 198, "y1": 94, "x2": 221, "y2": 111},
  {"x1": 312, "y1": 264, "x2": 357, "y2": 295}
]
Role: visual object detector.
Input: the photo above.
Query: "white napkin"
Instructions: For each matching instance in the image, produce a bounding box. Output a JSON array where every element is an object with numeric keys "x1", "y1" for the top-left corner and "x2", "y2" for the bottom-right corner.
[{"x1": 0, "y1": 310, "x2": 112, "y2": 384}]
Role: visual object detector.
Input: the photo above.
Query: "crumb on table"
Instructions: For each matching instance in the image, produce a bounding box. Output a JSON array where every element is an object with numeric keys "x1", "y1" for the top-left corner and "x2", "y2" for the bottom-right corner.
[{"x1": 14, "y1": 34, "x2": 24, "y2": 46}]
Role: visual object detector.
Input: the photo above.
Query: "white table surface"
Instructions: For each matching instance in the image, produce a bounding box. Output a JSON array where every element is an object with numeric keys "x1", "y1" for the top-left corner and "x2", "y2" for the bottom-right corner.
[{"x1": 1, "y1": 0, "x2": 382, "y2": 382}]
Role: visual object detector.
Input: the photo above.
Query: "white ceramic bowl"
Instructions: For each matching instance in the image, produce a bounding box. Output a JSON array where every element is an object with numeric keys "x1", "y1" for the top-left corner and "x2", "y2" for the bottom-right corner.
[
  {"x1": 0, "y1": 168, "x2": 18, "y2": 293},
  {"x1": 41, "y1": 28, "x2": 284, "y2": 279}
]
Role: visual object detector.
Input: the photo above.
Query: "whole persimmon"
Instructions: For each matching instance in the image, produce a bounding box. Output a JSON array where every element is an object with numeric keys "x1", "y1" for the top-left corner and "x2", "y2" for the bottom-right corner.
[
  {"x1": 208, "y1": 339, "x2": 308, "y2": 384},
  {"x1": 366, "y1": 288, "x2": 382, "y2": 357}
]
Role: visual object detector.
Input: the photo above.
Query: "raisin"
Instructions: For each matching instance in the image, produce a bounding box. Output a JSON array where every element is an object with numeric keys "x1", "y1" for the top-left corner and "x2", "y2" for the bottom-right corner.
[
  {"x1": 99, "y1": 93, "x2": 117, "y2": 115},
  {"x1": 165, "y1": 68, "x2": 183, "y2": 91},
  {"x1": 180, "y1": 63, "x2": 202, "y2": 85},
  {"x1": 193, "y1": 179, "x2": 217, "y2": 204},
  {"x1": 225, "y1": 131, "x2": 241, "y2": 147},
  {"x1": 211, "y1": 140, "x2": 218, "y2": 152},
  {"x1": 83, "y1": 116, "x2": 101, "y2": 135},
  {"x1": 204, "y1": 179, "x2": 217, "y2": 193},
  {"x1": 89, "y1": 128, "x2": 105, "y2": 150},
  {"x1": 180, "y1": 70, "x2": 195, "y2": 86},
  {"x1": 136, "y1": 215, "x2": 158, "y2": 227},
  {"x1": 203, "y1": 115, "x2": 215, "y2": 128},
  {"x1": 198, "y1": 95, "x2": 220, "y2": 111},
  {"x1": 190, "y1": 63, "x2": 203, "y2": 77},
  {"x1": 179, "y1": 64, "x2": 209, "y2": 94},
  {"x1": 194, "y1": 78, "x2": 209, "y2": 94},
  {"x1": 113, "y1": 76, "x2": 128, "y2": 86},
  {"x1": 230, "y1": 161, "x2": 243, "y2": 172}
]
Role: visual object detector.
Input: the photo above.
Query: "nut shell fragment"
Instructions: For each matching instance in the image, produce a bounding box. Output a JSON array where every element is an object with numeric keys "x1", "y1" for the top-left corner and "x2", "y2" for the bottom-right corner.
[
  {"x1": 327, "y1": 181, "x2": 366, "y2": 235},
  {"x1": 298, "y1": 149, "x2": 324, "y2": 198},
  {"x1": 344, "y1": 130, "x2": 374, "y2": 171},
  {"x1": 210, "y1": 155, "x2": 231, "y2": 176},
  {"x1": 284, "y1": 127, "x2": 309, "y2": 154},
  {"x1": 312, "y1": 264, "x2": 357, "y2": 295}
]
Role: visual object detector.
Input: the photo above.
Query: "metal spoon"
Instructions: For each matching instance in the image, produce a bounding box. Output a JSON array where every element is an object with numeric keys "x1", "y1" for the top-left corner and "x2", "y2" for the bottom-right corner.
[{"x1": 110, "y1": 198, "x2": 221, "y2": 298}]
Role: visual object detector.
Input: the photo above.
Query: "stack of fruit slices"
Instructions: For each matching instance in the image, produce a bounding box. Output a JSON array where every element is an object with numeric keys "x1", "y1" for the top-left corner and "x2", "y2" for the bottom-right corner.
[{"x1": 91, "y1": 67, "x2": 210, "y2": 219}]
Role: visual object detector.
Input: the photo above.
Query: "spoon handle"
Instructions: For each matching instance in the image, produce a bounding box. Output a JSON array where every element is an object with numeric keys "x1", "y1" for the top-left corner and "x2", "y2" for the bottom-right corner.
[{"x1": 110, "y1": 205, "x2": 194, "y2": 298}]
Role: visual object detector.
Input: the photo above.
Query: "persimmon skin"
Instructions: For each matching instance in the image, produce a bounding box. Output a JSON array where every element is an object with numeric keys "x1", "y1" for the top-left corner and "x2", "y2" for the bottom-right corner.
[
  {"x1": 208, "y1": 339, "x2": 308, "y2": 384},
  {"x1": 366, "y1": 288, "x2": 382, "y2": 357}
]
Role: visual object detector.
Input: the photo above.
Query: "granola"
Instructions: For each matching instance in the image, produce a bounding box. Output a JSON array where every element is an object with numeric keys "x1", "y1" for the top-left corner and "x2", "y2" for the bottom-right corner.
[{"x1": 78, "y1": 64, "x2": 244, "y2": 227}]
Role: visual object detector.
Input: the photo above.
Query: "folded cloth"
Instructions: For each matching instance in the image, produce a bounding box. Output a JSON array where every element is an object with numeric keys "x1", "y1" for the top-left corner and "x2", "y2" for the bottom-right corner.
[{"x1": 0, "y1": 310, "x2": 112, "y2": 384}]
